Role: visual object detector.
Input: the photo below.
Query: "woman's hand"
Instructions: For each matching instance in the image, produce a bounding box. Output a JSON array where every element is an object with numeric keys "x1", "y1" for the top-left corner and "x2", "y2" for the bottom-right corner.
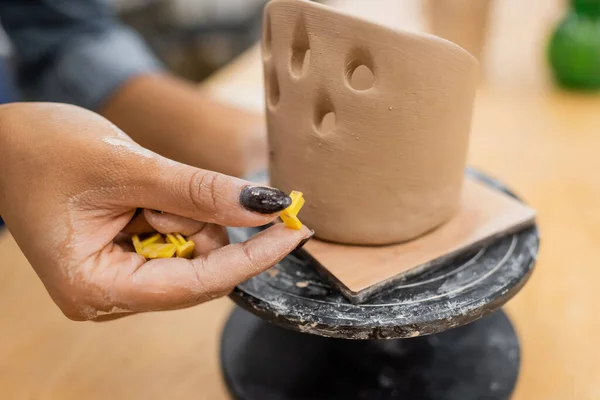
[{"x1": 0, "y1": 102, "x2": 312, "y2": 321}]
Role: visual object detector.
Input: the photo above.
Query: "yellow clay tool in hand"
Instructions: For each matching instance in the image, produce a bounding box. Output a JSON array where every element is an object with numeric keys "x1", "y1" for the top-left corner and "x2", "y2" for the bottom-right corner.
[
  {"x1": 140, "y1": 243, "x2": 177, "y2": 259},
  {"x1": 280, "y1": 191, "x2": 305, "y2": 230},
  {"x1": 165, "y1": 233, "x2": 195, "y2": 259},
  {"x1": 141, "y1": 233, "x2": 164, "y2": 246},
  {"x1": 132, "y1": 234, "x2": 144, "y2": 254},
  {"x1": 132, "y1": 232, "x2": 195, "y2": 259}
]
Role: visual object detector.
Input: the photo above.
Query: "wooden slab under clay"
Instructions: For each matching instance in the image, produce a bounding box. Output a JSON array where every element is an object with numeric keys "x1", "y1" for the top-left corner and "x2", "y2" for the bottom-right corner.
[{"x1": 300, "y1": 177, "x2": 536, "y2": 303}]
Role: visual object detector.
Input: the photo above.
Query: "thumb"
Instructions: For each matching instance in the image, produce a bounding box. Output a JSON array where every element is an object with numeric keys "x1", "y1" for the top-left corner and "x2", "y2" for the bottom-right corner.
[
  {"x1": 119, "y1": 142, "x2": 292, "y2": 227},
  {"x1": 112, "y1": 224, "x2": 313, "y2": 312}
]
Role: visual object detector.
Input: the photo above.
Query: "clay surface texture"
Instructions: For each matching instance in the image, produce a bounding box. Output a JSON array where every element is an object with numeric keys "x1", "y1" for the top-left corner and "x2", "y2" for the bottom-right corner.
[{"x1": 263, "y1": 0, "x2": 479, "y2": 245}]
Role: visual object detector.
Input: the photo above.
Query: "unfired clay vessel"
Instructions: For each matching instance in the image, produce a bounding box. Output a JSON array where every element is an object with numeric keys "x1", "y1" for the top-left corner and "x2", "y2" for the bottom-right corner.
[{"x1": 263, "y1": 0, "x2": 478, "y2": 245}]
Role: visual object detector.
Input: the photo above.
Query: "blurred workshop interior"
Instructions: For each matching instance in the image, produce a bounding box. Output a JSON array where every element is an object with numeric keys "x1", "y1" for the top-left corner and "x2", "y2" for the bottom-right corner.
[
  {"x1": 0, "y1": 0, "x2": 268, "y2": 101},
  {"x1": 1, "y1": 1, "x2": 599, "y2": 399}
]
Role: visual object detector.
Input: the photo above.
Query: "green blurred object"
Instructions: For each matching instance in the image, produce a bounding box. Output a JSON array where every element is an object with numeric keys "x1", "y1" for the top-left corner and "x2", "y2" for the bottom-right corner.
[{"x1": 548, "y1": 0, "x2": 600, "y2": 89}]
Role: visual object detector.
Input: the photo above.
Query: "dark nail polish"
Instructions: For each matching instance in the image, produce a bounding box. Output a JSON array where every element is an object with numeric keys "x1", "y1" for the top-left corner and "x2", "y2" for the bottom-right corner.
[
  {"x1": 293, "y1": 230, "x2": 315, "y2": 253},
  {"x1": 240, "y1": 186, "x2": 292, "y2": 214}
]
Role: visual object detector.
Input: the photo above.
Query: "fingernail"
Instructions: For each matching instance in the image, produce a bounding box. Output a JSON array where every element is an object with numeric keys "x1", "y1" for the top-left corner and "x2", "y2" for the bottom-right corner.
[
  {"x1": 293, "y1": 230, "x2": 315, "y2": 253},
  {"x1": 240, "y1": 186, "x2": 292, "y2": 214}
]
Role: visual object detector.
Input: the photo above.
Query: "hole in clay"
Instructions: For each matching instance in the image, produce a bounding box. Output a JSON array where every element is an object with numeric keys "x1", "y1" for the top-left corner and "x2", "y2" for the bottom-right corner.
[
  {"x1": 314, "y1": 93, "x2": 335, "y2": 135},
  {"x1": 291, "y1": 48, "x2": 311, "y2": 77},
  {"x1": 262, "y1": 12, "x2": 272, "y2": 57},
  {"x1": 349, "y1": 65, "x2": 375, "y2": 91},
  {"x1": 290, "y1": 15, "x2": 310, "y2": 77},
  {"x1": 267, "y1": 68, "x2": 280, "y2": 108},
  {"x1": 320, "y1": 112, "x2": 336, "y2": 133}
]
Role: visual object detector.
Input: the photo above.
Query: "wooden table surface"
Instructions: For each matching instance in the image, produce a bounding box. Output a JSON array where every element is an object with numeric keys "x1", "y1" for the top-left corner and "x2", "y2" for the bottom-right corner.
[{"x1": 1, "y1": 1, "x2": 598, "y2": 399}]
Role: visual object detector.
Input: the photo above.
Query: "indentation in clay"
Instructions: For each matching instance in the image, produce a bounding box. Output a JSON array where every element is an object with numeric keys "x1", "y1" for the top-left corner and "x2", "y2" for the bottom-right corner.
[
  {"x1": 290, "y1": 15, "x2": 311, "y2": 77},
  {"x1": 345, "y1": 48, "x2": 375, "y2": 91},
  {"x1": 314, "y1": 94, "x2": 335, "y2": 135},
  {"x1": 291, "y1": 49, "x2": 311, "y2": 78},
  {"x1": 263, "y1": 12, "x2": 272, "y2": 58},
  {"x1": 267, "y1": 66, "x2": 281, "y2": 109},
  {"x1": 320, "y1": 112, "x2": 336, "y2": 134}
]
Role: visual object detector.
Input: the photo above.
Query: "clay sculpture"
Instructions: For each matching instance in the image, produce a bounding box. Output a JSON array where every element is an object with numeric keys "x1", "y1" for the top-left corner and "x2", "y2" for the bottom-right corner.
[{"x1": 263, "y1": 0, "x2": 479, "y2": 245}]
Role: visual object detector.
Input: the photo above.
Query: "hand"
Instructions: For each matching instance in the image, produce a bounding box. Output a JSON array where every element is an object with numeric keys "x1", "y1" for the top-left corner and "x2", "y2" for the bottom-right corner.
[
  {"x1": 0, "y1": 102, "x2": 312, "y2": 321},
  {"x1": 101, "y1": 74, "x2": 267, "y2": 178}
]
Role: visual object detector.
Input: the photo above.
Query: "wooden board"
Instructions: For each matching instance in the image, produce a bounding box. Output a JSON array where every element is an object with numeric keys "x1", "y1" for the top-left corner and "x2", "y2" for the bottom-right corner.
[{"x1": 302, "y1": 177, "x2": 536, "y2": 303}]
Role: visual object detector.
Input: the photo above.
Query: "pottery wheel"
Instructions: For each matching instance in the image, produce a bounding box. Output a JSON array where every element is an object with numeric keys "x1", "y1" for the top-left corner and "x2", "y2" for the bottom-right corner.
[
  {"x1": 220, "y1": 171, "x2": 539, "y2": 399},
  {"x1": 226, "y1": 171, "x2": 538, "y2": 339},
  {"x1": 221, "y1": 307, "x2": 520, "y2": 400}
]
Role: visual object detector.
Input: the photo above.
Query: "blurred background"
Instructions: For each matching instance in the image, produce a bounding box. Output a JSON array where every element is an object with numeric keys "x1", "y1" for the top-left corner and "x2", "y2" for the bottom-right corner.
[
  {"x1": 0, "y1": 0, "x2": 269, "y2": 102},
  {"x1": 0, "y1": 0, "x2": 575, "y2": 97},
  {"x1": 0, "y1": 0, "x2": 580, "y2": 107},
  {"x1": 0, "y1": 1, "x2": 599, "y2": 399}
]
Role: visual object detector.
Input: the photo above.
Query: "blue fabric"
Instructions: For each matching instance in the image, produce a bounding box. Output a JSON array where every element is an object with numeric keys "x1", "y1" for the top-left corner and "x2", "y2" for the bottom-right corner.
[
  {"x1": 0, "y1": 57, "x2": 15, "y2": 103},
  {"x1": 0, "y1": 0, "x2": 164, "y2": 111},
  {"x1": 0, "y1": 53, "x2": 12, "y2": 230}
]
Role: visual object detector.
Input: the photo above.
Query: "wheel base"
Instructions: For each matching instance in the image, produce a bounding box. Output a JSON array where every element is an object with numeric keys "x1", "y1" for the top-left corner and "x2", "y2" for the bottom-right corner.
[{"x1": 220, "y1": 307, "x2": 520, "y2": 400}]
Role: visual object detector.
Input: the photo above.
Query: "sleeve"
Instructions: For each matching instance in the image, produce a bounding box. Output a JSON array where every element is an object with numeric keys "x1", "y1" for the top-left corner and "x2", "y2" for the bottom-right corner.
[{"x1": 0, "y1": 0, "x2": 164, "y2": 111}]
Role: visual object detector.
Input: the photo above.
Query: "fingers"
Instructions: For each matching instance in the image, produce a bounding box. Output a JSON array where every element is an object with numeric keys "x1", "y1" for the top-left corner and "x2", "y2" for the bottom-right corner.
[
  {"x1": 60, "y1": 223, "x2": 311, "y2": 320},
  {"x1": 124, "y1": 151, "x2": 292, "y2": 228},
  {"x1": 143, "y1": 209, "x2": 206, "y2": 236},
  {"x1": 119, "y1": 208, "x2": 229, "y2": 259},
  {"x1": 187, "y1": 224, "x2": 229, "y2": 257},
  {"x1": 122, "y1": 209, "x2": 153, "y2": 234},
  {"x1": 121, "y1": 208, "x2": 211, "y2": 237},
  {"x1": 112, "y1": 224, "x2": 312, "y2": 312},
  {"x1": 142, "y1": 209, "x2": 229, "y2": 254}
]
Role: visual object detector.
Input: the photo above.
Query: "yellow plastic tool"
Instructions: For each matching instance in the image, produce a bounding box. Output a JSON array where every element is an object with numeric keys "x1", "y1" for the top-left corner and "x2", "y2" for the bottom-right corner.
[
  {"x1": 132, "y1": 232, "x2": 193, "y2": 259},
  {"x1": 141, "y1": 233, "x2": 164, "y2": 247},
  {"x1": 165, "y1": 233, "x2": 195, "y2": 259},
  {"x1": 132, "y1": 234, "x2": 144, "y2": 254},
  {"x1": 140, "y1": 243, "x2": 177, "y2": 259},
  {"x1": 280, "y1": 191, "x2": 305, "y2": 230}
]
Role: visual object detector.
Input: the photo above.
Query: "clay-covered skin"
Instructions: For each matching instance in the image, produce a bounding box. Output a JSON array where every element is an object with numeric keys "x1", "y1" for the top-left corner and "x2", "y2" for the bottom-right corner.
[
  {"x1": 0, "y1": 103, "x2": 312, "y2": 321},
  {"x1": 263, "y1": 0, "x2": 479, "y2": 245}
]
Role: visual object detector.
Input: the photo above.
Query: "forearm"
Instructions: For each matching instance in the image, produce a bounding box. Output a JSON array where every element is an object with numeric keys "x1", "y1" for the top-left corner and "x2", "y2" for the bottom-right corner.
[
  {"x1": 100, "y1": 73, "x2": 266, "y2": 177},
  {"x1": 0, "y1": 102, "x2": 55, "y2": 218}
]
